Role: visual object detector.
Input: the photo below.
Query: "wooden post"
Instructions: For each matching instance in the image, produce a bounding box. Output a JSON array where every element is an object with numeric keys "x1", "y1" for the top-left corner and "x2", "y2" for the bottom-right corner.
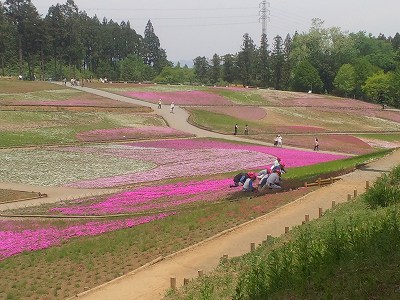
[
  {"x1": 330, "y1": 177, "x2": 334, "y2": 184},
  {"x1": 366, "y1": 181, "x2": 370, "y2": 191},
  {"x1": 250, "y1": 242, "x2": 255, "y2": 252},
  {"x1": 198, "y1": 270, "x2": 203, "y2": 277},
  {"x1": 305, "y1": 214, "x2": 309, "y2": 222},
  {"x1": 332, "y1": 201, "x2": 336, "y2": 208},
  {"x1": 347, "y1": 194, "x2": 352, "y2": 201},
  {"x1": 354, "y1": 189, "x2": 358, "y2": 198},
  {"x1": 285, "y1": 226, "x2": 290, "y2": 233},
  {"x1": 170, "y1": 277, "x2": 176, "y2": 290},
  {"x1": 183, "y1": 278, "x2": 189, "y2": 285},
  {"x1": 318, "y1": 178, "x2": 321, "y2": 186},
  {"x1": 304, "y1": 182, "x2": 308, "y2": 187},
  {"x1": 318, "y1": 207, "x2": 323, "y2": 218}
]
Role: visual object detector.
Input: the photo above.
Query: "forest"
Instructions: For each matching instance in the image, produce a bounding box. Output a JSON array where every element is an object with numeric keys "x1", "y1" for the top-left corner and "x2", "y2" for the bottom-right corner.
[{"x1": 1, "y1": 0, "x2": 400, "y2": 106}]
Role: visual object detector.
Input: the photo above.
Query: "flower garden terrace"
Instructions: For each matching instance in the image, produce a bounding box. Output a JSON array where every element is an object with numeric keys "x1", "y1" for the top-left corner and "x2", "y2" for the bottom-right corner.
[{"x1": 0, "y1": 138, "x2": 349, "y2": 256}]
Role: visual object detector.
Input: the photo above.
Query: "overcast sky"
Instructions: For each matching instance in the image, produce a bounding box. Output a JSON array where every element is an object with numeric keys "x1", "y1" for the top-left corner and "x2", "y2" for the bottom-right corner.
[{"x1": 31, "y1": 0, "x2": 400, "y2": 64}]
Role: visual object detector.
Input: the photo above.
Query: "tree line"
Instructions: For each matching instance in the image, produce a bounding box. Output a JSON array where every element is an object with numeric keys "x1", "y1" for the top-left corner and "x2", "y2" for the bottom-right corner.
[
  {"x1": 0, "y1": 0, "x2": 170, "y2": 81},
  {"x1": 187, "y1": 19, "x2": 400, "y2": 106},
  {"x1": 1, "y1": 1, "x2": 400, "y2": 106}
]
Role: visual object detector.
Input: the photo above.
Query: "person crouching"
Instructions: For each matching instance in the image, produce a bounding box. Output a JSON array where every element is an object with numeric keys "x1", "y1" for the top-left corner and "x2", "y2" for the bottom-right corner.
[
  {"x1": 230, "y1": 172, "x2": 248, "y2": 187},
  {"x1": 242, "y1": 174, "x2": 257, "y2": 192},
  {"x1": 266, "y1": 169, "x2": 282, "y2": 190}
]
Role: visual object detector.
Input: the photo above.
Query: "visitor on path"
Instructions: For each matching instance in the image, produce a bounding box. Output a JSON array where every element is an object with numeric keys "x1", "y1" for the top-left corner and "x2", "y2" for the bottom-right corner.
[
  {"x1": 277, "y1": 134, "x2": 283, "y2": 147},
  {"x1": 273, "y1": 135, "x2": 278, "y2": 146},
  {"x1": 234, "y1": 124, "x2": 238, "y2": 135},
  {"x1": 230, "y1": 172, "x2": 248, "y2": 187},
  {"x1": 266, "y1": 169, "x2": 282, "y2": 190},
  {"x1": 63, "y1": 77, "x2": 67, "y2": 85},
  {"x1": 244, "y1": 125, "x2": 249, "y2": 135},
  {"x1": 314, "y1": 137, "x2": 319, "y2": 151},
  {"x1": 170, "y1": 102, "x2": 175, "y2": 113},
  {"x1": 158, "y1": 99, "x2": 162, "y2": 109},
  {"x1": 242, "y1": 174, "x2": 257, "y2": 192}
]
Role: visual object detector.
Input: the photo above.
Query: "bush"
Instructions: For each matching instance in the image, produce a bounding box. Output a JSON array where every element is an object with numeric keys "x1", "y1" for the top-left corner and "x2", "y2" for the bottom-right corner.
[{"x1": 363, "y1": 165, "x2": 400, "y2": 208}]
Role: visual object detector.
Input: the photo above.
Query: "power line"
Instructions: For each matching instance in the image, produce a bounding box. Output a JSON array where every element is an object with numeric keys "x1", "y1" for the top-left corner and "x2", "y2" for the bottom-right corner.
[{"x1": 259, "y1": 0, "x2": 270, "y2": 36}]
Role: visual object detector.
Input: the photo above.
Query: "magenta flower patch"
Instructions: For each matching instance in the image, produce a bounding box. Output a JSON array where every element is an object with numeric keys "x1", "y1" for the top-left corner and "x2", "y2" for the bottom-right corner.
[
  {"x1": 0, "y1": 213, "x2": 172, "y2": 260},
  {"x1": 123, "y1": 90, "x2": 233, "y2": 106},
  {"x1": 52, "y1": 179, "x2": 233, "y2": 216}
]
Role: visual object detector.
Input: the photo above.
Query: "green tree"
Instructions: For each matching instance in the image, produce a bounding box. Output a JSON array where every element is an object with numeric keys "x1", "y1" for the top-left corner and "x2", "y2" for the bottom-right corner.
[
  {"x1": 119, "y1": 54, "x2": 152, "y2": 82},
  {"x1": 271, "y1": 35, "x2": 284, "y2": 89},
  {"x1": 142, "y1": 19, "x2": 169, "y2": 73},
  {"x1": 4, "y1": 0, "x2": 42, "y2": 77},
  {"x1": 237, "y1": 33, "x2": 256, "y2": 86},
  {"x1": 193, "y1": 56, "x2": 209, "y2": 84},
  {"x1": 362, "y1": 71, "x2": 394, "y2": 105},
  {"x1": 257, "y1": 33, "x2": 269, "y2": 87},
  {"x1": 291, "y1": 60, "x2": 323, "y2": 93},
  {"x1": 222, "y1": 54, "x2": 236, "y2": 83},
  {"x1": 333, "y1": 64, "x2": 356, "y2": 96},
  {"x1": 209, "y1": 53, "x2": 221, "y2": 84}
]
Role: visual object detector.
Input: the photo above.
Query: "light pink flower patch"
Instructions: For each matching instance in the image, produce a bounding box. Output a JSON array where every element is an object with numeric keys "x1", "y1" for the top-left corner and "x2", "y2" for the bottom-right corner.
[
  {"x1": 123, "y1": 91, "x2": 233, "y2": 106},
  {"x1": 2, "y1": 99, "x2": 138, "y2": 107},
  {"x1": 53, "y1": 179, "x2": 233, "y2": 216},
  {"x1": 0, "y1": 213, "x2": 172, "y2": 260},
  {"x1": 64, "y1": 139, "x2": 347, "y2": 188},
  {"x1": 280, "y1": 95, "x2": 381, "y2": 109},
  {"x1": 282, "y1": 125, "x2": 325, "y2": 133},
  {"x1": 76, "y1": 127, "x2": 194, "y2": 142},
  {"x1": 199, "y1": 106, "x2": 267, "y2": 120}
]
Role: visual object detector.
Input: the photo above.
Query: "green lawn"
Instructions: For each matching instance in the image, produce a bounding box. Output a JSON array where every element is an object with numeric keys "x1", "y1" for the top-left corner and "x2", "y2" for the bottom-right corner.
[{"x1": 0, "y1": 111, "x2": 166, "y2": 147}]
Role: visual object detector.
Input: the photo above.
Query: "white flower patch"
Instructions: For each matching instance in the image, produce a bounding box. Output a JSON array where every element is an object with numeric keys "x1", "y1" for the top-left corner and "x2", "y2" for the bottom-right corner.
[{"x1": 0, "y1": 149, "x2": 155, "y2": 186}]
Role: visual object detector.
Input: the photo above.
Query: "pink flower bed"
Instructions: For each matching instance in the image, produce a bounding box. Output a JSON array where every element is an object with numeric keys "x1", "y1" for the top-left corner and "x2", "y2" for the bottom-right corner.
[
  {"x1": 0, "y1": 213, "x2": 172, "y2": 260},
  {"x1": 277, "y1": 95, "x2": 381, "y2": 109},
  {"x1": 63, "y1": 139, "x2": 347, "y2": 188},
  {"x1": 76, "y1": 127, "x2": 194, "y2": 142},
  {"x1": 123, "y1": 90, "x2": 234, "y2": 106},
  {"x1": 1, "y1": 99, "x2": 138, "y2": 107},
  {"x1": 285, "y1": 135, "x2": 373, "y2": 154},
  {"x1": 198, "y1": 106, "x2": 267, "y2": 120},
  {"x1": 52, "y1": 179, "x2": 233, "y2": 216}
]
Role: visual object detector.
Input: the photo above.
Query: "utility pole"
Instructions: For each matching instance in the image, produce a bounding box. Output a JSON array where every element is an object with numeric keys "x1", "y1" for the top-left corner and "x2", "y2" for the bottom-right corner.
[{"x1": 259, "y1": 0, "x2": 270, "y2": 37}]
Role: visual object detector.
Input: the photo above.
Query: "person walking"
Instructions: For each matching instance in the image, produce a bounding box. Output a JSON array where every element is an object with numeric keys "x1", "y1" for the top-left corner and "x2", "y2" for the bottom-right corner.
[
  {"x1": 314, "y1": 137, "x2": 319, "y2": 151},
  {"x1": 234, "y1": 124, "x2": 238, "y2": 135},
  {"x1": 244, "y1": 125, "x2": 249, "y2": 135},
  {"x1": 170, "y1": 102, "x2": 175, "y2": 113},
  {"x1": 158, "y1": 99, "x2": 162, "y2": 109},
  {"x1": 277, "y1": 134, "x2": 283, "y2": 147}
]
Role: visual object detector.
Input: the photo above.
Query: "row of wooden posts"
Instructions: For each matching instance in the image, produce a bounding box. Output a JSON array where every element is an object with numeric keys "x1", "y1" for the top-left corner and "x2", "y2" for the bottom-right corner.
[
  {"x1": 304, "y1": 177, "x2": 341, "y2": 187},
  {"x1": 169, "y1": 180, "x2": 370, "y2": 290}
]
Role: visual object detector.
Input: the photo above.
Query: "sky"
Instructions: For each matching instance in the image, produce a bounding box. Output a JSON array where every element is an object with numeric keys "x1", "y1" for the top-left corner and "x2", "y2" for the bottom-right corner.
[{"x1": 31, "y1": 0, "x2": 400, "y2": 65}]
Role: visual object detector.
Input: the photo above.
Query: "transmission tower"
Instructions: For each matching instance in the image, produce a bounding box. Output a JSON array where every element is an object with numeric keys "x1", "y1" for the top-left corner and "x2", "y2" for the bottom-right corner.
[{"x1": 259, "y1": 0, "x2": 270, "y2": 37}]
